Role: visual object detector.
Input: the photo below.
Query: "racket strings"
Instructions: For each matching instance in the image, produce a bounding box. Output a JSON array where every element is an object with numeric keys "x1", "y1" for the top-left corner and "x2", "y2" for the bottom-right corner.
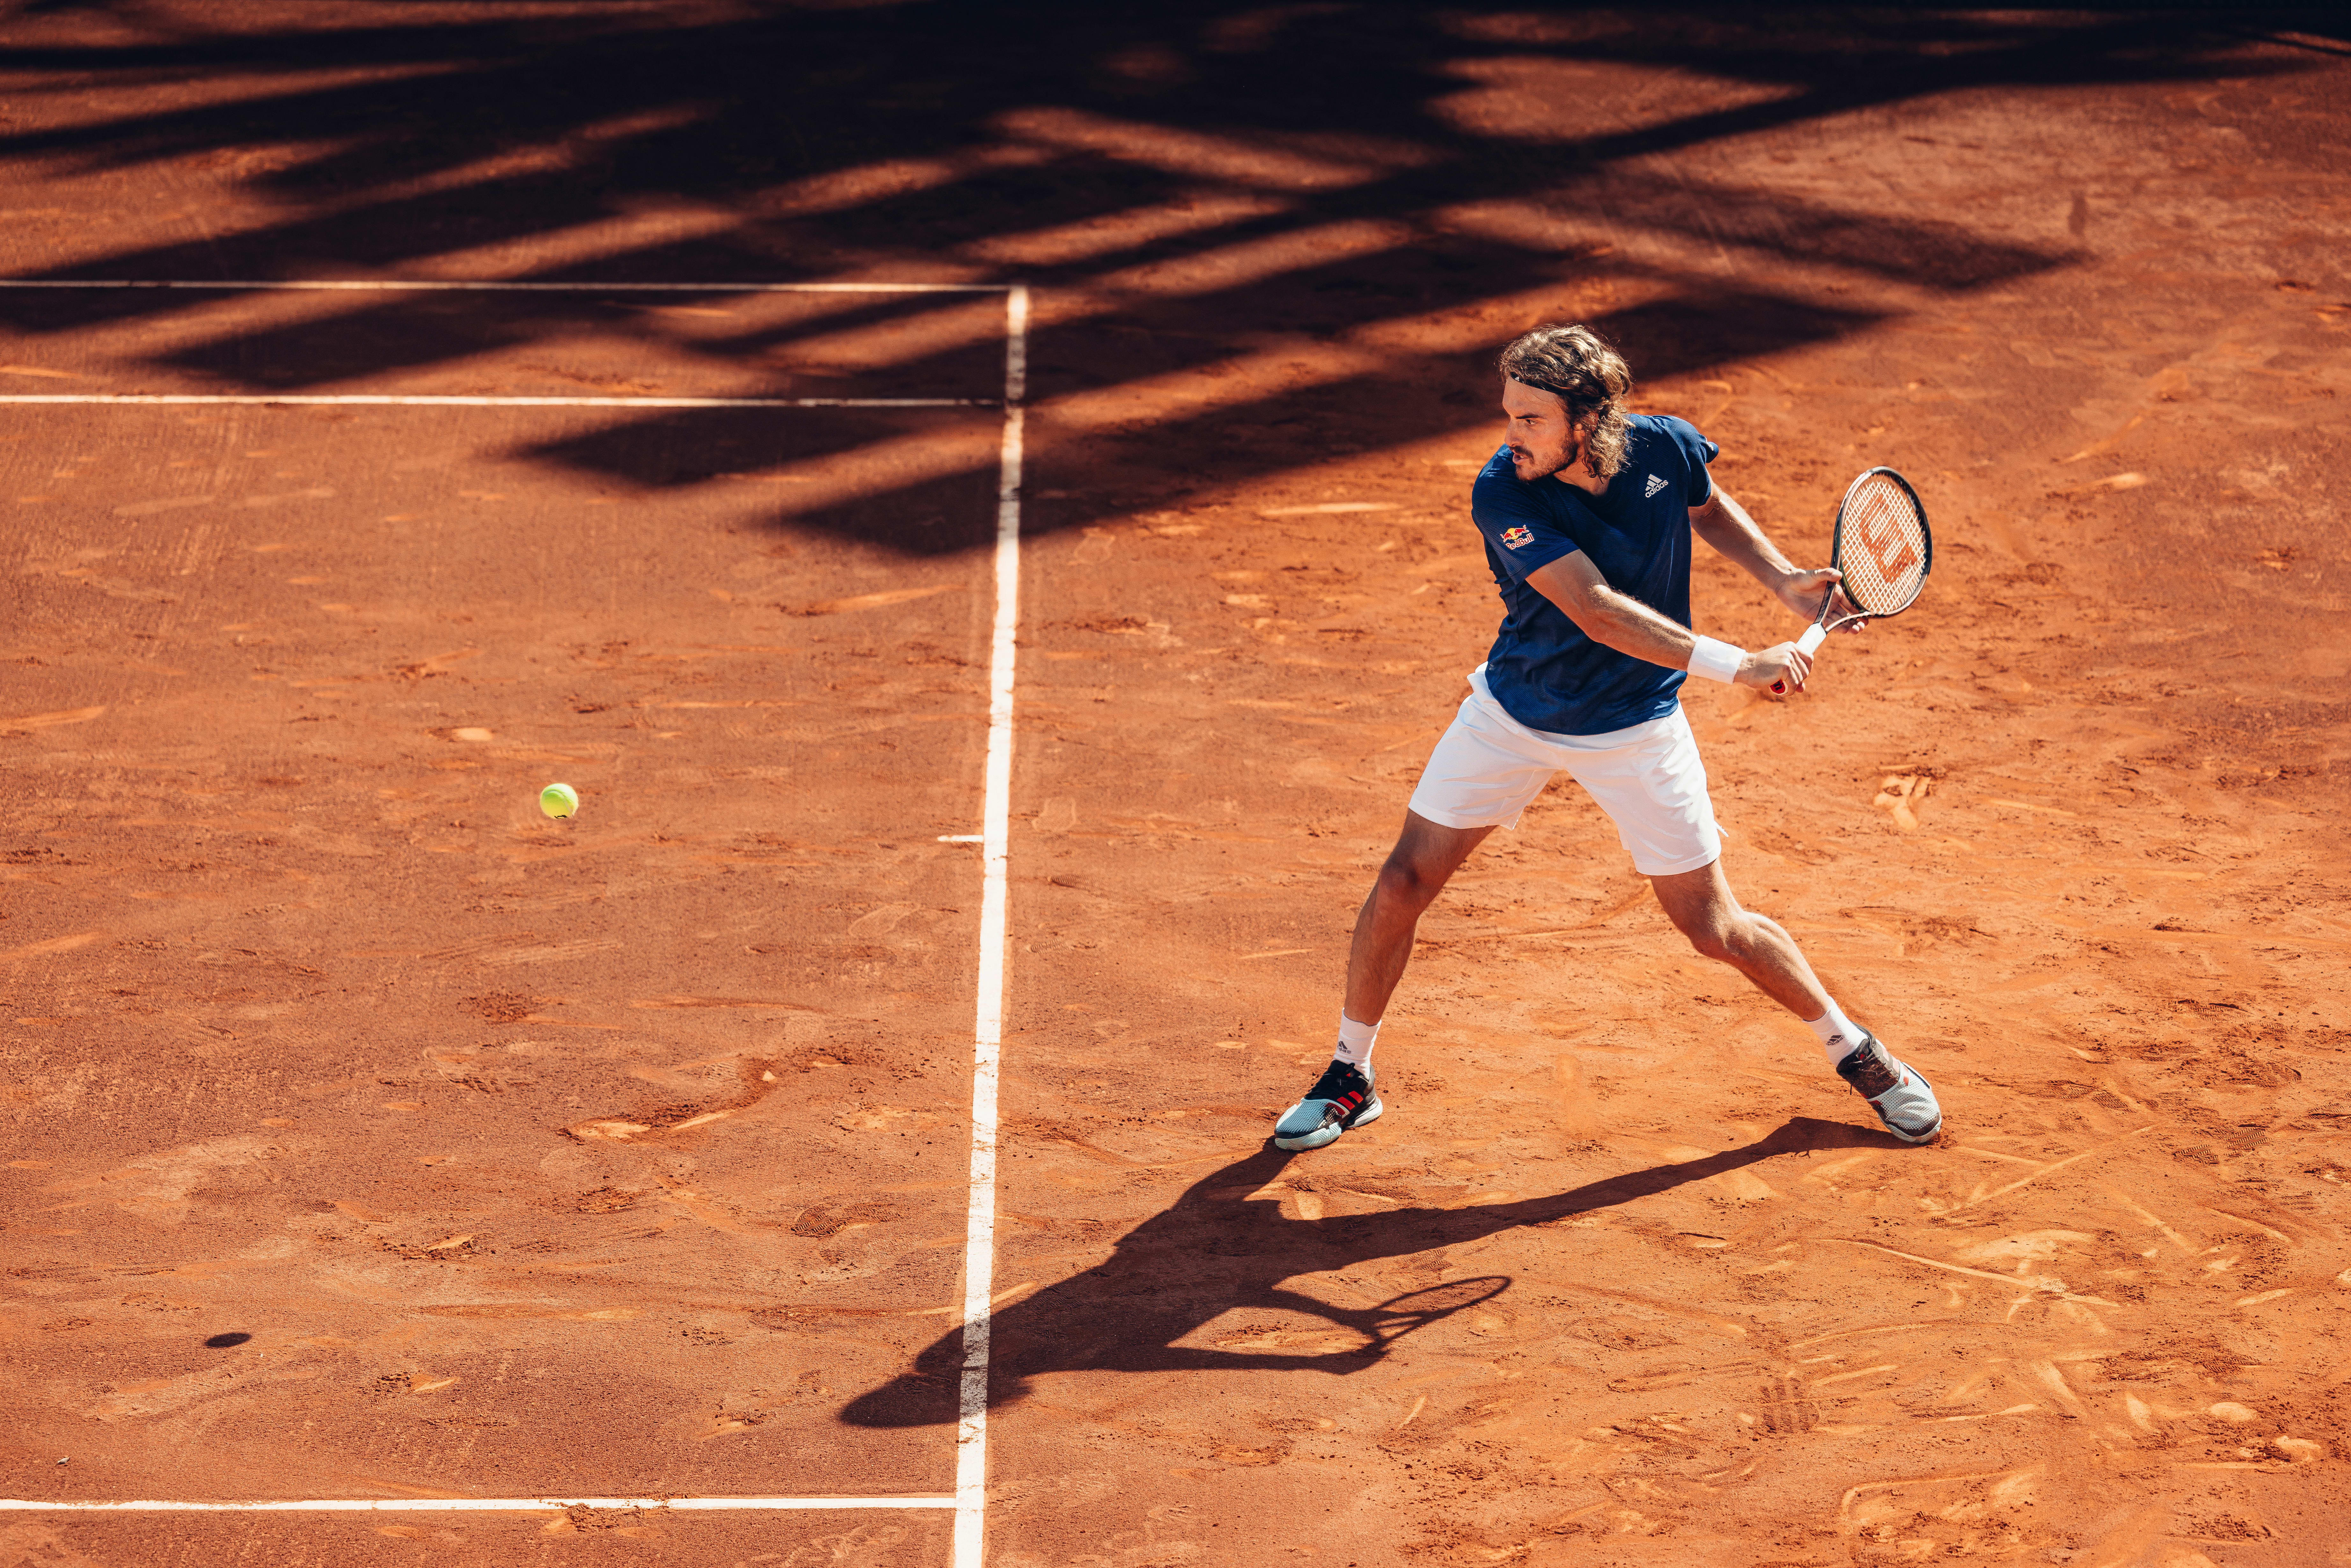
[{"x1": 1837, "y1": 477, "x2": 1928, "y2": 617}]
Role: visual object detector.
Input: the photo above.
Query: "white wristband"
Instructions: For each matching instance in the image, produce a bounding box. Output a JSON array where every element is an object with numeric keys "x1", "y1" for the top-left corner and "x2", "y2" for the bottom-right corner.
[{"x1": 1686, "y1": 635, "x2": 1745, "y2": 684}]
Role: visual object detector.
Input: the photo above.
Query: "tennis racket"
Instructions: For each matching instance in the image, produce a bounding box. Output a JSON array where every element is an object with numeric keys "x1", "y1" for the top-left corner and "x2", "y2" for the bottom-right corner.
[{"x1": 1770, "y1": 467, "x2": 1931, "y2": 694}]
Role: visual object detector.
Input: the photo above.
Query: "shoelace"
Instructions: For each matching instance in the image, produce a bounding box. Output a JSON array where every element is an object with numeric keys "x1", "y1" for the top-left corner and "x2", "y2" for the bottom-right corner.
[{"x1": 1837, "y1": 1040, "x2": 1903, "y2": 1100}]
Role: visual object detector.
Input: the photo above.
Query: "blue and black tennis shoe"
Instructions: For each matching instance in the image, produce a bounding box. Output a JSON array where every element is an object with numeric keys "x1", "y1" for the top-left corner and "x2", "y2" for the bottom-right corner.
[{"x1": 1273, "y1": 1059, "x2": 1381, "y2": 1151}]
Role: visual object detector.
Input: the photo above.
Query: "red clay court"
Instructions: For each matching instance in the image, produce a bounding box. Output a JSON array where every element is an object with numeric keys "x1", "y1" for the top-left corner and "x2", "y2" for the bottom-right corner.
[{"x1": 2, "y1": 5, "x2": 2347, "y2": 1565}]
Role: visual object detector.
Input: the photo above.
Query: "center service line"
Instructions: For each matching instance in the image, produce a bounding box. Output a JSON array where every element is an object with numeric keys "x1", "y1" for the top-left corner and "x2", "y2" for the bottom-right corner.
[{"x1": 954, "y1": 282, "x2": 1027, "y2": 1568}]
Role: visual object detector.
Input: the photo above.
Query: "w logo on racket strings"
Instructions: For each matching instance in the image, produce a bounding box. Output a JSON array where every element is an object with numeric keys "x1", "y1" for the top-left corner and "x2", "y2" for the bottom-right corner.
[
  {"x1": 1858, "y1": 511, "x2": 1921, "y2": 581},
  {"x1": 1643, "y1": 473, "x2": 1669, "y2": 498}
]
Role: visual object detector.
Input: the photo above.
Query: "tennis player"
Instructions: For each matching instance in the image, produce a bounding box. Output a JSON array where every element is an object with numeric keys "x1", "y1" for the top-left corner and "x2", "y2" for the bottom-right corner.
[{"x1": 1274, "y1": 325, "x2": 1942, "y2": 1152}]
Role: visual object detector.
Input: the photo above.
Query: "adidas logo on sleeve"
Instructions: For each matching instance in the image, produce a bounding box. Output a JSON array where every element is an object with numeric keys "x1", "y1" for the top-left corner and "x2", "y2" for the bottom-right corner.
[{"x1": 1643, "y1": 473, "x2": 1670, "y2": 498}]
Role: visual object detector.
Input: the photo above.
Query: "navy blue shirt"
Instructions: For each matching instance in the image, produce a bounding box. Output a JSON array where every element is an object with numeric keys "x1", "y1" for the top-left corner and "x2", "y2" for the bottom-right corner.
[{"x1": 1469, "y1": 413, "x2": 1720, "y2": 736}]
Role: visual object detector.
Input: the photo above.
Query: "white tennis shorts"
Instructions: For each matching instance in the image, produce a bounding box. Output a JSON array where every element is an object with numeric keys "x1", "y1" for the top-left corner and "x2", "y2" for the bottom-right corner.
[{"x1": 1406, "y1": 665, "x2": 1722, "y2": 877}]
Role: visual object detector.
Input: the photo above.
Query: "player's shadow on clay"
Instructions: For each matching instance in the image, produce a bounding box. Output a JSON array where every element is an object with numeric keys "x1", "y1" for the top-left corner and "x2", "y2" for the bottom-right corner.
[{"x1": 839, "y1": 1115, "x2": 1883, "y2": 1429}]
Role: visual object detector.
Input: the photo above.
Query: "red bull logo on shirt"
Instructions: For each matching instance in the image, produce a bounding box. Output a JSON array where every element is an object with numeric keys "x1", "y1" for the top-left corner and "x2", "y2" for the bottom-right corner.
[{"x1": 1500, "y1": 525, "x2": 1535, "y2": 550}]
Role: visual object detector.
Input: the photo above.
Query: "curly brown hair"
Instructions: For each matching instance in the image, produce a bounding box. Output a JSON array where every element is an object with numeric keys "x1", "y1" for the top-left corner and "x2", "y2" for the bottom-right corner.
[{"x1": 1498, "y1": 324, "x2": 1634, "y2": 483}]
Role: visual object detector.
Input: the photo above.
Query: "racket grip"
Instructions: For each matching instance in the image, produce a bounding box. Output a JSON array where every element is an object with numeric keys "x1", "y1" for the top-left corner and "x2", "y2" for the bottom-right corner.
[{"x1": 1770, "y1": 622, "x2": 1831, "y2": 695}]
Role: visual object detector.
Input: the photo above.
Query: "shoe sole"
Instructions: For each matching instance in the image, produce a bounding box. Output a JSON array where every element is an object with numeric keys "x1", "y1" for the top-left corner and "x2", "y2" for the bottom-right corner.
[
  {"x1": 1273, "y1": 1095, "x2": 1383, "y2": 1152},
  {"x1": 1873, "y1": 1069, "x2": 1942, "y2": 1145},
  {"x1": 1881, "y1": 1107, "x2": 1943, "y2": 1145}
]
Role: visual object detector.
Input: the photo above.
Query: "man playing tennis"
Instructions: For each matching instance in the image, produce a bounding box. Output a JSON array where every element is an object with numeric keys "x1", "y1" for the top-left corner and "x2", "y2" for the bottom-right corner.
[{"x1": 1274, "y1": 324, "x2": 1942, "y2": 1152}]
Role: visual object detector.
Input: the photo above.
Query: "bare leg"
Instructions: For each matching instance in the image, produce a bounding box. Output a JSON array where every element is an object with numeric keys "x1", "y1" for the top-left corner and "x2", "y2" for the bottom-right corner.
[
  {"x1": 1654, "y1": 858, "x2": 1942, "y2": 1141},
  {"x1": 1647, "y1": 857, "x2": 1832, "y2": 1020},
  {"x1": 1342, "y1": 810, "x2": 1495, "y2": 1024}
]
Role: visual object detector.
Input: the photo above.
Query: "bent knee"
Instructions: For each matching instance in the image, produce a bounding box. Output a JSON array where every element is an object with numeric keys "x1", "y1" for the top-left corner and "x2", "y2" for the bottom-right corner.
[{"x1": 1374, "y1": 855, "x2": 1445, "y2": 910}]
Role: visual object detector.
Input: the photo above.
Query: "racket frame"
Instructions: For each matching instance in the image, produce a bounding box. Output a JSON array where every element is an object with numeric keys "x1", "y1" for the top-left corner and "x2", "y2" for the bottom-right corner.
[
  {"x1": 1825, "y1": 465, "x2": 1932, "y2": 626},
  {"x1": 1773, "y1": 465, "x2": 1932, "y2": 690}
]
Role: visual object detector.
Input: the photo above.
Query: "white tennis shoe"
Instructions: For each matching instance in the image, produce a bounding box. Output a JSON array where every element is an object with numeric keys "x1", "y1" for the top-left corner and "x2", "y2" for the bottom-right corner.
[{"x1": 1834, "y1": 1034, "x2": 1942, "y2": 1144}]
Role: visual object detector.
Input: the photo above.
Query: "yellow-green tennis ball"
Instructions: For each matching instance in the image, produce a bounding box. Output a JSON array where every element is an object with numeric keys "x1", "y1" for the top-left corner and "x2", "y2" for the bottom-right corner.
[{"x1": 540, "y1": 782, "x2": 579, "y2": 819}]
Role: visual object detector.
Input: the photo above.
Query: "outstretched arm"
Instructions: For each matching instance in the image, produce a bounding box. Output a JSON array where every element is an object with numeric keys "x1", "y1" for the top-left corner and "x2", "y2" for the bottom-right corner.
[
  {"x1": 1691, "y1": 484, "x2": 1853, "y2": 627},
  {"x1": 1524, "y1": 550, "x2": 1810, "y2": 693}
]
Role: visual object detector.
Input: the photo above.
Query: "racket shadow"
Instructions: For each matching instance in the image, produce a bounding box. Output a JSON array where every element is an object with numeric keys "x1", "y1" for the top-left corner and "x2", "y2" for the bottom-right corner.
[
  {"x1": 1358, "y1": 1275, "x2": 1511, "y2": 1352},
  {"x1": 838, "y1": 1114, "x2": 1882, "y2": 1428}
]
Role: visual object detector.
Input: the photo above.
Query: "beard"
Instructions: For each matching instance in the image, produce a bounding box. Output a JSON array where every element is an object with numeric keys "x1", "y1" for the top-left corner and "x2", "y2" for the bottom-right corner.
[{"x1": 1509, "y1": 441, "x2": 1582, "y2": 482}]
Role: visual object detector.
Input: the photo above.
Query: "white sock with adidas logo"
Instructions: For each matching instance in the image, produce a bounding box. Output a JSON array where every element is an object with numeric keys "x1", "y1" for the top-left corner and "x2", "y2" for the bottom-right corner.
[
  {"x1": 1806, "y1": 1000, "x2": 1867, "y2": 1066},
  {"x1": 1334, "y1": 1012, "x2": 1380, "y2": 1069}
]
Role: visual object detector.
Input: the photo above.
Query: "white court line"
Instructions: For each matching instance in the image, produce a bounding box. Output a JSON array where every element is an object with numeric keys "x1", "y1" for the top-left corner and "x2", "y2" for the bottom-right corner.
[
  {"x1": 0, "y1": 394, "x2": 985, "y2": 408},
  {"x1": 0, "y1": 279, "x2": 1008, "y2": 293},
  {"x1": 0, "y1": 1498, "x2": 954, "y2": 1513},
  {"x1": 953, "y1": 281, "x2": 1025, "y2": 1568}
]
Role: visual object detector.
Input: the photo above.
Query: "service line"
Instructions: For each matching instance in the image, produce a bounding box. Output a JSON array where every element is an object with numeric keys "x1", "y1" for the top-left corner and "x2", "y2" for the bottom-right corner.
[{"x1": 0, "y1": 279, "x2": 1009, "y2": 293}]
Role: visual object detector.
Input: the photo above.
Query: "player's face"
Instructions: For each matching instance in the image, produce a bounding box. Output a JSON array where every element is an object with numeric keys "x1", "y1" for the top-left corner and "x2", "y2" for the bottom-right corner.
[{"x1": 1500, "y1": 378, "x2": 1583, "y2": 483}]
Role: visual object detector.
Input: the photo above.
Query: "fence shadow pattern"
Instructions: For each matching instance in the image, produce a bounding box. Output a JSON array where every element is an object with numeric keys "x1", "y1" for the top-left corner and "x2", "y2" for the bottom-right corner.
[{"x1": 0, "y1": 4, "x2": 2316, "y2": 552}]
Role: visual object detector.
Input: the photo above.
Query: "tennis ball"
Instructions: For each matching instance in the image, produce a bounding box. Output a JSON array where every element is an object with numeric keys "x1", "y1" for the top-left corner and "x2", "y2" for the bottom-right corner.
[{"x1": 540, "y1": 782, "x2": 579, "y2": 819}]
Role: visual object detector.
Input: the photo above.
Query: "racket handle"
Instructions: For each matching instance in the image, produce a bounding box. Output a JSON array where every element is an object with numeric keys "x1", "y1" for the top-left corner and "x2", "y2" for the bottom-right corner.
[{"x1": 1770, "y1": 622, "x2": 1832, "y2": 695}]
